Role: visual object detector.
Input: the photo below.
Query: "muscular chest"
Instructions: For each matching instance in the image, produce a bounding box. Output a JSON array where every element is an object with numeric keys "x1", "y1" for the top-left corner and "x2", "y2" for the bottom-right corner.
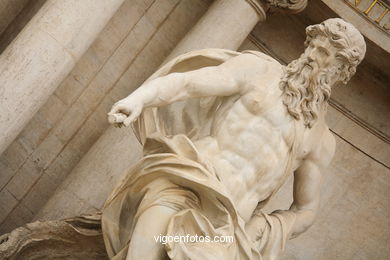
[
  {"x1": 213, "y1": 95, "x2": 295, "y2": 179},
  {"x1": 204, "y1": 96, "x2": 298, "y2": 209},
  {"x1": 219, "y1": 89, "x2": 294, "y2": 148}
]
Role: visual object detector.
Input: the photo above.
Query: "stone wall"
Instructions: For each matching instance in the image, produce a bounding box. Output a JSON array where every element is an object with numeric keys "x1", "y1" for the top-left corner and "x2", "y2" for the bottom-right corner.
[{"x1": 0, "y1": 0, "x2": 210, "y2": 234}]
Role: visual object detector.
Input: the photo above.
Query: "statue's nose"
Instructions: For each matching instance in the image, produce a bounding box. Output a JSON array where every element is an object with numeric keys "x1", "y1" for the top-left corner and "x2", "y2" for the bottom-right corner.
[{"x1": 306, "y1": 48, "x2": 316, "y2": 62}]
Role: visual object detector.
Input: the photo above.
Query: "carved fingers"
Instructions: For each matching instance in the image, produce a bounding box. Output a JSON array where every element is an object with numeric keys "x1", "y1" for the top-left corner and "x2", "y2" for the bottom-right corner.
[{"x1": 107, "y1": 100, "x2": 143, "y2": 128}]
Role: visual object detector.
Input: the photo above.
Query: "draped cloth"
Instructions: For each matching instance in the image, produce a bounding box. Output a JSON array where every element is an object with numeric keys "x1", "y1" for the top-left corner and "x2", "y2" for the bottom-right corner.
[{"x1": 101, "y1": 49, "x2": 299, "y2": 260}]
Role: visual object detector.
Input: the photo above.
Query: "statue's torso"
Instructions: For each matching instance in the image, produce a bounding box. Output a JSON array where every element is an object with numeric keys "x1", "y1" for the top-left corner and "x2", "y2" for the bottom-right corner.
[{"x1": 194, "y1": 64, "x2": 314, "y2": 221}]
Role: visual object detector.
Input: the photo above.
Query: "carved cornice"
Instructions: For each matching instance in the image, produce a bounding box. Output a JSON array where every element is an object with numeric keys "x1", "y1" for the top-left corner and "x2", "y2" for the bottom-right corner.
[
  {"x1": 266, "y1": 0, "x2": 308, "y2": 13},
  {"x1": 244, "y1": 0, "x2": 308, "y2": 21},
  {"x1": 343, "y1": 0, "x2": 390, "y2": 35}
]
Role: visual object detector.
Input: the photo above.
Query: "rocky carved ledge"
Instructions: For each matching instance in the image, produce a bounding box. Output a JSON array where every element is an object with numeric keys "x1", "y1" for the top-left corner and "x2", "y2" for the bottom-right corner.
[
  {"x1": 266, "y1": 0, "x2": 308, "y2": 13},
  {"x1": 0, "y1": 214, "x2": 107, "y2": 260},
  {"x1": 245, "y1": 0, "x2": 308, "y2": 21}
]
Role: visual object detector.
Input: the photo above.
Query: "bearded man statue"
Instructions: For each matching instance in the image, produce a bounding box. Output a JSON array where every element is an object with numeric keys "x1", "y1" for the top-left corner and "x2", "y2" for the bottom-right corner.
[{"x1": 103, "y1": 18, "x2": 366, "y2": 260}]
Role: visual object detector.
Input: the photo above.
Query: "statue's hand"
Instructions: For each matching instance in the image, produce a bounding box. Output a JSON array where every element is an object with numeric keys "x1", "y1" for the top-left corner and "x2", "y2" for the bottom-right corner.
[
  {"x1": 107, "y1": 98, "x2": 143, "y2": 127},
  {"x1": 246, "y1": 214, "x2": 267, "y2": 243}
]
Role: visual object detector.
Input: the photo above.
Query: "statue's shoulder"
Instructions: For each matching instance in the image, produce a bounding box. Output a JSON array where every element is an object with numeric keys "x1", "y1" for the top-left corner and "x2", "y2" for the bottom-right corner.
[
  {"x1": 233, "y1": 50, "x2": 282, "y2": 79},
  {"x1": 306, "y1": 123, "x2": 336, "y2": 168},
  {"x1": 241, "y1": 50, "x2": 281, "y2": 65}
]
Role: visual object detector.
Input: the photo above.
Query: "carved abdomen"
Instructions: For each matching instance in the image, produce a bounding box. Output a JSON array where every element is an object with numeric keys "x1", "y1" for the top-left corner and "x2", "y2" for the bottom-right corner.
[{"x1": 195, "y1": 98, "x2": 294, "y2": 219}]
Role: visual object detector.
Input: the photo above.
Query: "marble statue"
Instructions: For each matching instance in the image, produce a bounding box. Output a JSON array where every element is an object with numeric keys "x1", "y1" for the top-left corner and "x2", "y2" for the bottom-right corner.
[{"x1": 102, "y1": 18, "x2": 366, "y2": 260}]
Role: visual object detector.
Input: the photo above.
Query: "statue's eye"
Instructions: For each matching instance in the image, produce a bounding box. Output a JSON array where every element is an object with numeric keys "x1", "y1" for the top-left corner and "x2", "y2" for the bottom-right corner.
[{"x1": 318, "y1": 47, "x2": 330, "y2": 56}]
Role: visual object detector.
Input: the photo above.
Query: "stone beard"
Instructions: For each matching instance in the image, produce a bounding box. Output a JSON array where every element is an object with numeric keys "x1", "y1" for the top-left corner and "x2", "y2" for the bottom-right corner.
[
  {"x1": 280, "y1": 18, "x2": 366, "y2": 129},
  {"x1": 280, "y1": 54, "x2": 333, "y2": 128}
]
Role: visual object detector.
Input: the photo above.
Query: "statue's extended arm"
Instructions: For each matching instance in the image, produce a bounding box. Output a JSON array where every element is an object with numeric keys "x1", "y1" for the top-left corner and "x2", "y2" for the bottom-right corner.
[{"x1": 108, "y1": 53, "x2": 263, "y2": 126}]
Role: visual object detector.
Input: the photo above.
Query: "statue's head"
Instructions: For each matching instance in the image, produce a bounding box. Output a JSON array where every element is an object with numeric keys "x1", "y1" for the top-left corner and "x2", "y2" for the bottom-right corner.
[
  {"x1": 304, "y1": 18, "x2": 366, "y2": 84},
  {"x1": 280, "y1": 18, "x2": 366, "y2": 128}
]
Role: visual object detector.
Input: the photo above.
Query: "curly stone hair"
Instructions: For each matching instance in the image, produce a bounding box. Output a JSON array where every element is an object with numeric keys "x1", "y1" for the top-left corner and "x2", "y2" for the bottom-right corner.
[
  {"x1": 280, "y1": 18, "x2": 366, "y2": 128},
  {"x1": 305, "y1": 18, "x2": 366, "y2": 84}
]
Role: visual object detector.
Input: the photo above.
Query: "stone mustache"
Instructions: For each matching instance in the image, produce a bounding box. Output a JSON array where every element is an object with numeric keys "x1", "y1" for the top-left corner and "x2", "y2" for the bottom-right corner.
[
  {"x1": 0, "y1": 18, "x2": 366, "y2": 260},
  {"x1": 103, "y1": 18, "x2": 366, "y2": 260}
]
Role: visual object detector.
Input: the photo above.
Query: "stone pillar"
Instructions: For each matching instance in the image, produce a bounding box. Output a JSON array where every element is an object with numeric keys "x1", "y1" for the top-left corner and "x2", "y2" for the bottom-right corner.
[
  {"x1": 165, "y1": 0, "x2": 265, "y2": 61},
  {"x1": 0, "y1": 0, "x2": 30, "y2": 37},
  {"x1": 37, "y1": 0, "x2": 268, "y2": 220},
  {"x1": 0, "y1": 0, "x2": 125, "y2": 155}
]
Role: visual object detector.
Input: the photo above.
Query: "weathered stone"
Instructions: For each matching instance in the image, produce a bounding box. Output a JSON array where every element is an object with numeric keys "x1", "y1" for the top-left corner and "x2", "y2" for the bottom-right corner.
[
  {"x1": 0, "y1": 214, "x2": 108, "y2": 260},
  {"x1": 0, "y1": 0, "x2": 126, "y2": 155}
]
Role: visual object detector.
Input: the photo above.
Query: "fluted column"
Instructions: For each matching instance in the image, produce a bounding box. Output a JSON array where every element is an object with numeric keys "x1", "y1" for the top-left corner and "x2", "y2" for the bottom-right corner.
[{"x1": 0, "y1": 0, "x2": 126, "y2": 155}]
